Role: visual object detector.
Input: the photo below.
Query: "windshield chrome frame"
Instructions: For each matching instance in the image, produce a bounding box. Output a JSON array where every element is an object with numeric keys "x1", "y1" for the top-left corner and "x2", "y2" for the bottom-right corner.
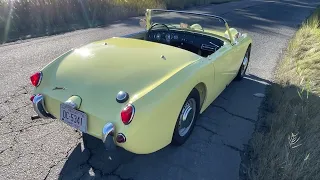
[{"x1": 145, "y1": 9, "x2": 235, "y2": 44}]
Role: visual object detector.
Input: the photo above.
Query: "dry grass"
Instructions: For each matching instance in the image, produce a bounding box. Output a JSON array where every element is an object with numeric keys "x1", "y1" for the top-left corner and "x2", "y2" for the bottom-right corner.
[
  {"x1": 0, "y1": 0, "x2": 234, "y2": 43},
  {"x1": 248, "y1": 7, "x2": 320, "y2": 180}
]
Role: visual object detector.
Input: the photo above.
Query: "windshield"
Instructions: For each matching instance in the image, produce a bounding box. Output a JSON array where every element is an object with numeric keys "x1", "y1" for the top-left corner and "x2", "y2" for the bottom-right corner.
[{"x1": 145, "y1": 9, "x2": 230, "y2": 39}]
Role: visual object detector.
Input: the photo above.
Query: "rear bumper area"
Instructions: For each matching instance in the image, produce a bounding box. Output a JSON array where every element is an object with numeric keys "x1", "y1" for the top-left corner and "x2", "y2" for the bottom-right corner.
[
  {"x1": 32, "y1": 94, "x2": 117, "y2": 151},
  {"x1": 31, "y1": 93, "x2": 169, "y2": 154},
  {"x1": 32, "y1": 94, "x2": 56, "y2": 119}
]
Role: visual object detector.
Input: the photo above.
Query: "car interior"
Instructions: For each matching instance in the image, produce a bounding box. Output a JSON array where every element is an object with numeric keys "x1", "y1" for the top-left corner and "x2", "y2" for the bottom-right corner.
[{"x1": 124, "y1": 23, "x2": 226, "y2": 57}]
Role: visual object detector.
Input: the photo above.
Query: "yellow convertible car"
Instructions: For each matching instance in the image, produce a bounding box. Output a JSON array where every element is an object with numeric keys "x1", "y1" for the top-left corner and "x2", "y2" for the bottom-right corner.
[{"x1": 30, "y1": 9, "x2": 252, "y2": 154}]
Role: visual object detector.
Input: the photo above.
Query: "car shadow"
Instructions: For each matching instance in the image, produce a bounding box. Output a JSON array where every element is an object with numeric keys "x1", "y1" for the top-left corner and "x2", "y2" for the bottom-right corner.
[{"x1": 57, "y1": 73, "x2": 294, "y2": 180}]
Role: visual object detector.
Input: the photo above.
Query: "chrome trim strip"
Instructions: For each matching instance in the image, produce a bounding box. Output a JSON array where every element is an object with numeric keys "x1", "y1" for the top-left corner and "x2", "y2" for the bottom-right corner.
[
  {"x1": 201, "y1": 44, "x2": 216, "y2": 51},
  {"x1": 36, "y1": 72, "x2": 43, "y2": 87},
  {"x1": 52, "y1": 87, "x2": 66, "y2": 90}
]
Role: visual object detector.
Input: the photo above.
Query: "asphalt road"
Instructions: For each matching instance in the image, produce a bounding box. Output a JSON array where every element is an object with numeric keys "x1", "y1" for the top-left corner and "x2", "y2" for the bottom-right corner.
[{"x1": 0, "y1": 0, "x2": 319, "y2": 179}]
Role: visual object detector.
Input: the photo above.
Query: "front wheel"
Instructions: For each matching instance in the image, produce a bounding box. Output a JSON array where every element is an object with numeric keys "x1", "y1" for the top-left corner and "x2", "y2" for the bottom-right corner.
[
  {"x1": 235, "y1": 46, "x2": 251, "y2": 81},
  {"x1": 172, "y1": 89, "x2": 200, "y2": 145}
]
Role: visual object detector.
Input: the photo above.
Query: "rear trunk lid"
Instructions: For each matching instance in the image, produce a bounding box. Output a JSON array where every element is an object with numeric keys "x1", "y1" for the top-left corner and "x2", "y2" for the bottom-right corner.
[{"x1": 37, "y1": 37, "x2": 200, "y2": 138}]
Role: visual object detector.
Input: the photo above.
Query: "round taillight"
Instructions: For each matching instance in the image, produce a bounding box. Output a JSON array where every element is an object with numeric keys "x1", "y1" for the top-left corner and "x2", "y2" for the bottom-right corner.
[
  {"x1": 120, "y1": 104, "x2": 135, "y2": 125},
  {"x1": 30, "y1": 72, "x2": 42, "y2": 87}
]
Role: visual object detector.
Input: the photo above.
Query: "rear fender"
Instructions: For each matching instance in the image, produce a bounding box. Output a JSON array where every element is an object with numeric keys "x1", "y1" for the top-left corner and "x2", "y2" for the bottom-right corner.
[
  {"x1": 118, "y1": 62, "x2": 203, "y2": 154},
  {"x1": 34, "y1": 49, "x2": 74, "y2": 93}
]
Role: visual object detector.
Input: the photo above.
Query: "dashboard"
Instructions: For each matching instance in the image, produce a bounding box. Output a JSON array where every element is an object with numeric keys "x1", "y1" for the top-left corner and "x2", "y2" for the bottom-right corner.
[{"x1": 146, "y1": 30, "x2": 225, "y2": 57}]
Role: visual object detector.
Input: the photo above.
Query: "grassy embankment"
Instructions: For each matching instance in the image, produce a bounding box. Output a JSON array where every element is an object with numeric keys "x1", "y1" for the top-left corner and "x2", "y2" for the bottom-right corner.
[
  {"x1": 0, "y1": 0, "x2": 234, "y2": 43},
  {"x1": 248, "y1": 7, "x2": 320, "y2": 180}
]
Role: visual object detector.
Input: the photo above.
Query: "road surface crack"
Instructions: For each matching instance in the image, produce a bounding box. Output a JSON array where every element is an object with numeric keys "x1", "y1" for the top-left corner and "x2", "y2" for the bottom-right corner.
[
  {"x1": 43, "y1": 140, "x2": 79, "y2": 180},
  {"x1": 0, "y1": 121, "x2": 55, "y2": 136},
  {"x1": 195, "y1": 124, "x2": 218, "y2": 135},
  {"x1": 211, "y1": 105, "x2": 256, "y2": 123},
  {"x1": 220, "y1": 96, "x2": 229, "y2": 101},
  {"x1": 43, "y1": 158, "x2": 65, "y2": 180},
  {"x1": 0, "y1": 148, "x2": 9, "y2": 154},
  {"x1": 222, "y1": 141, "x2": 244, "y2": 153},
  {"x1": 200, "y1": 114, "x2": 219, "y2": 124},
  {"x1": 77, "y1": 135, "x2": 136, "y2": 180},
  {"x1": 0, "y1": 103, "x2": 30, "y2": 121},
  {"x1": 169, "y1": 162, "x2": 196, "y2": 176},
  {"x1": 105, "y1": 155, "x2": 136, "y2": 180},
  {"x1": 0, "y1": 85, "x2": 30, "y2": 105}
]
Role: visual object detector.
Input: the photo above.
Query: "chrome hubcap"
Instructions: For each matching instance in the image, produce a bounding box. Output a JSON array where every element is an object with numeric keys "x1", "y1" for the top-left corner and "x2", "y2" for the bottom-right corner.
[
  {"x1": 178, "y1": 98, "x2": 196, "y2": 137},
  {"x1": 241, "y1": 51, "x2": 249, "y2": 76}
]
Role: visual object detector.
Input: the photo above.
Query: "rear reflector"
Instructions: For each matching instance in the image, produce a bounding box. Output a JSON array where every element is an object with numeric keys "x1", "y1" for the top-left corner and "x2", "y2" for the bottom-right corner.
[
  {"x1": 116, "y1": 133, "x2": 126, "y2": 143},
  {"x1": 30, "y1": 95, "x2": 35, "y2": 102}
]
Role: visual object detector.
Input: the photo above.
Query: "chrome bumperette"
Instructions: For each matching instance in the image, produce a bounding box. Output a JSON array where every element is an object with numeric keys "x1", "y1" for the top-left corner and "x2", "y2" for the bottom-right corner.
[
  {"x1": 102, "y1": 123, "x2": 116, "y2": 150},
  {"x1": 32, "y1": 94, "x2": 55, "y2": 119}
]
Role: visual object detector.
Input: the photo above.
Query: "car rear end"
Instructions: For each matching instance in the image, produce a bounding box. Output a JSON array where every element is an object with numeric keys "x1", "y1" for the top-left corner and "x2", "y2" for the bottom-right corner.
[{"x1": 29, "y1": 70, "x2": 135, "y2": 151}]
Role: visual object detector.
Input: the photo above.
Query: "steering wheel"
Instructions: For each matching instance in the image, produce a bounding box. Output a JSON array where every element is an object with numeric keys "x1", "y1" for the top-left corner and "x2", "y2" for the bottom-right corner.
[
  {"x1": 190, "y1": 24, "x2": 204, "y2": 32},
  {"x1": 148, "y1": 23, "x2": 170, "y2": 33},
  {"x1": 147, "y1": 23, "x2": 170, "y2": 42}
]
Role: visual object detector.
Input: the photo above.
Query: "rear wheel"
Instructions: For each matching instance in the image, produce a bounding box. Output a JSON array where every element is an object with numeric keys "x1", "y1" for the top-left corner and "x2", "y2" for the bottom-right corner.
[
  {"x1": 172, "y1": 89, "x2": 200, "y2": 145},
  {"x1": 235, "y1": 46, "x2": 251, "y2": 81}
]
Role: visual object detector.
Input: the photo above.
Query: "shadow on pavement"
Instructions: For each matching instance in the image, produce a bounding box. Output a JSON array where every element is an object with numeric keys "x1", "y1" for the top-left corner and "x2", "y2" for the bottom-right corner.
[{"x1": 58, "y1": 74, "x2": 271, "y2": 180}]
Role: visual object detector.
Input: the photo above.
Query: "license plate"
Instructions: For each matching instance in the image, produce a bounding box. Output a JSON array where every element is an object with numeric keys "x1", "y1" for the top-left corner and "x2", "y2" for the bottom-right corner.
[{"x1": 60, "y1": 103, "x2": 87, "y2": 133}]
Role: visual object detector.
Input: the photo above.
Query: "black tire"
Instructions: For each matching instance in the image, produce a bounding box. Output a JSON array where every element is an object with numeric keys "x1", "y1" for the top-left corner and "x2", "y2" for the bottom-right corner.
[
  {"x1": 235, "y1": 45, "x2": 251, "y2": 81},
  {"x1": 171, "y1": 89, "x2": 200, "y2": 145}
]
